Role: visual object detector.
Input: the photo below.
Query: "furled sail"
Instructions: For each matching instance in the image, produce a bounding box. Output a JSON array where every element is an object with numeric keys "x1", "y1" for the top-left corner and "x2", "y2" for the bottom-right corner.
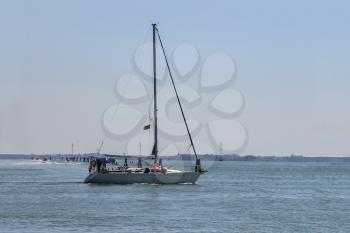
[{"x1": 151, "y1": 144, "x2": 156, "y2": 156}]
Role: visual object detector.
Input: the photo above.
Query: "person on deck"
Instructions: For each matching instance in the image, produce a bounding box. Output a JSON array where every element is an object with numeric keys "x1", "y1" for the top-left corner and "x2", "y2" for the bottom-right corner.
[{"x1": 96, "y1": 159, "x2": 101, "y2": 172}]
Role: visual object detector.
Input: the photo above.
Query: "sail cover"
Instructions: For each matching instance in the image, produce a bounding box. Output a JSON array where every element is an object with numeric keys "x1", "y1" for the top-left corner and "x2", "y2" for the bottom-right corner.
[{"x1": 151, "y1": 144, "x2": 156, "y2": 155}]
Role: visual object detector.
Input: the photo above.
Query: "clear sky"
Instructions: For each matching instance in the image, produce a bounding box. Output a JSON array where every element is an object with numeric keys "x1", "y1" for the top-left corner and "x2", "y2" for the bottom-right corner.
[{"x1": 0, "y1": 0, "x2": 349, "y2": 156}]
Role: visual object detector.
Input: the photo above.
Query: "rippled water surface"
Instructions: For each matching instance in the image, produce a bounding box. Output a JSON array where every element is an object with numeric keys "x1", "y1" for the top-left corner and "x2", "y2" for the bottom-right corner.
[{"x1": 1, "y1": 159, "x2": 350, "y2": 233}]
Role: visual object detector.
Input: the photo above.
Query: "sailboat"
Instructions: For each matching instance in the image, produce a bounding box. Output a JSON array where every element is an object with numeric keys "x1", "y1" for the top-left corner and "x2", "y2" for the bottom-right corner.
[{"x1": 84, "y1": 24, "x2": 205, "y2": 184}]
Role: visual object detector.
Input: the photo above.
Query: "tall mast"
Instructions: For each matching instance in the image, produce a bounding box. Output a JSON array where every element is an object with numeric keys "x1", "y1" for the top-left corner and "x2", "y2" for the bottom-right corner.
[{"x1": 152, "y1": 23, "x2": 158, "y2": 163}]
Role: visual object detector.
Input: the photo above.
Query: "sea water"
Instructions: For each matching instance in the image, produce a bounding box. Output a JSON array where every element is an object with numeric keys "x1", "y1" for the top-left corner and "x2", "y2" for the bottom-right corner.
[{"x1": 0, "y1": 159, "x2": 350, "y2": 233}]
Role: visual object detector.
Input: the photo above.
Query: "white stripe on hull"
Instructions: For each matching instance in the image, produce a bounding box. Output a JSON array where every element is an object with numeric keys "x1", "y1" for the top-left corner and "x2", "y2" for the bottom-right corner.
[{"x1": 84, "y1": 171, "x2": 201, "y2": 184}]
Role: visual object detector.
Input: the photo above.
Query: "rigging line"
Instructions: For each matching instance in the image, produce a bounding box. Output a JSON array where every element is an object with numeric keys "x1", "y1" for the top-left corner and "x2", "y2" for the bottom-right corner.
[
  {"x1": 156, "y1": 28, "x2": 198, "y2": 160},
  {"x1": 137, "y1": 29, "x2": 153, "y2": 129},
  {"x1": 96, "y1": 26, "x2": 152, "y2": 156},
  {"x1": 100, "y1": 28, "x2": 153, "y2": 154},
  {"x1": 97, "y1": 140, "x2": 104, "y2": 155},
  {"x1": 185, "y1": 143, "x2": 192, "y2": 153},
  {"x1": 108, "y1": 25, "x2": 152, "y2": 132},
  {"x1": 140, "y1": 158, "x2": 152, "y2": 167},
  {"x1": 100, "y1": 79, "x2": 129, "y2": 155},
  {"x1": 134, "y1": 25, "x2": 152, "y2": 74},
  {"x1": 135, "y1": 25, "x2": 152, "y2": 74}
]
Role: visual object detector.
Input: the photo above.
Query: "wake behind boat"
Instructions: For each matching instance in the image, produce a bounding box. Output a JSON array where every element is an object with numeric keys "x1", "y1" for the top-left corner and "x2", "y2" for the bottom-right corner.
[{"x1": 84, "y1": 24, "x2": 205, "y2": 184}]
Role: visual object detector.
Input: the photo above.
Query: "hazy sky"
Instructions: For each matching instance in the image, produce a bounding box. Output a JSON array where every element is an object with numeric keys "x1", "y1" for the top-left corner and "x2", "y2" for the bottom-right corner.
[{"x1": 0, "y1": 0, "x2": 349, "y2": 156}]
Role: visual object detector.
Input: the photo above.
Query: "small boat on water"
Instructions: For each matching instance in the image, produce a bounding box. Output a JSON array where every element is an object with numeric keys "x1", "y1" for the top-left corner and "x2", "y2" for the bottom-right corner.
[
  {"x1": 40, "y1": 158, "x2": 48, "y2": 163},
  {"x1": 84, "y1": 24, "x2": 205, "y2": 184}
]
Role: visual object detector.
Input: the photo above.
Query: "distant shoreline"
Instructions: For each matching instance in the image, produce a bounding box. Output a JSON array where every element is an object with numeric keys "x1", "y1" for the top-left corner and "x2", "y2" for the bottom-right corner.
[{"x1": 1, "y1": 153, "x2": 350, "y2": 162}]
